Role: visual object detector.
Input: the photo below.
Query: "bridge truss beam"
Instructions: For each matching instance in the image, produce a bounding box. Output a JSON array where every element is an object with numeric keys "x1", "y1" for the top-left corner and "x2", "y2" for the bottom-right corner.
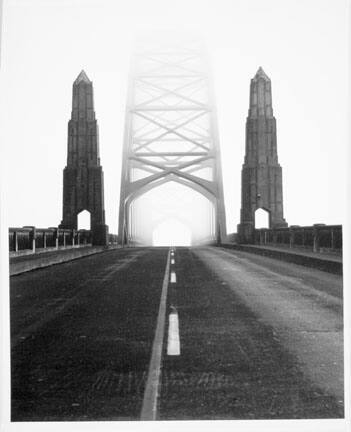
[{"x1": 118, "y1": 41, "x2": 227, "y2": 246}]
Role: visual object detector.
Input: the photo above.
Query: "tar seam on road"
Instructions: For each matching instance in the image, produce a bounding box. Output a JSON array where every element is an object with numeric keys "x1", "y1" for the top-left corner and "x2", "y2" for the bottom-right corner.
[{"x1": 140, "y1": 249, "x2": 171, "y2": 420}]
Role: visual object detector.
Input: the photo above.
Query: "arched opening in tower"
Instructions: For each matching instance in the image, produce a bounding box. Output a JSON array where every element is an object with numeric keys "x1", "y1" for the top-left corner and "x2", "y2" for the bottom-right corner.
[
  {"x1": 77, "y1": 210, "x2": 91, "y2": 230},
  {"x1": 153, "y1": 219, "x2": 191, "y2": 246},
  {"x1": 128, "y1": 181, "x2": 215, "y2": 246},
  {"x1": 255, "y1": 208, "x2": 270, "y2": 229}
]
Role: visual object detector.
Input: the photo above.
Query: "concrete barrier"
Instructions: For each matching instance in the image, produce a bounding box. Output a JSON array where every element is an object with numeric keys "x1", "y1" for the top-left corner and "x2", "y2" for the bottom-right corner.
[
  {"x1": 10, "y1": 245, "x2": 119, "y2": 276},
  {"x1": 9, "y1": 227, "x2": 118, "y2": 254},
  {"x1": 253, "y1": 224, "x2": 342, "y2": 254},
  {"x1": 220, "y1": 243, "x2": 342, "y2": 275}
]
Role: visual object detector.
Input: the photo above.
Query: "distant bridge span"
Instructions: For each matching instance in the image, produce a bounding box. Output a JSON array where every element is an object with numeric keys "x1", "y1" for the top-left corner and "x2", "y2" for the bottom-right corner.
[{"x1": 118, "y1": 41, "x2": 227, "y2": 246}]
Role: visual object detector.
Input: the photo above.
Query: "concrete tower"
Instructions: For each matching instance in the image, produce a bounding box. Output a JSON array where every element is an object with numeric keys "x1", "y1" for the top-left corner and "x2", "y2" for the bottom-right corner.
[
  {"x1": 237, "y1": 67, "x2": 287, "y2": 243},
  {"x1": 59, "y1": 70, "x2": 108, "y2": 245}
]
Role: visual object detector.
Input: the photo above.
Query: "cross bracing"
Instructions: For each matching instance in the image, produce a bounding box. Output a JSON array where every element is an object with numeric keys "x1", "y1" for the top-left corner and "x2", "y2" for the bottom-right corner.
[{"x1": 118, "y1": 41, "x2": 227, "y2": 245}]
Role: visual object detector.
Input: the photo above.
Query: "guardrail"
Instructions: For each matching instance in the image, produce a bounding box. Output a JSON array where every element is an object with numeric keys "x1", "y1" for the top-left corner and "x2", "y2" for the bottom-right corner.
[
  {"x1": 254, "y1": 224, "x2": 342, "y2": 254},
  {"x1": 9, "y1": 227, "x2": 118, "y2": 255}
]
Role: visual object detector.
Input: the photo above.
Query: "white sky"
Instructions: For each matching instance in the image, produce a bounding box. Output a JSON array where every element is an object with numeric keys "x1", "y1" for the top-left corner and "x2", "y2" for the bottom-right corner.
[{"x1": 0, "y1": 0, "x2": 349, "y2": 235}]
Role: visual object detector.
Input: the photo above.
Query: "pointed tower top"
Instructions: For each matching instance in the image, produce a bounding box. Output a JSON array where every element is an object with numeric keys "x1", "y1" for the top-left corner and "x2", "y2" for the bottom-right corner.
[
  {"x1": 74, "y1": 70, "x2": 91, "y2": 84},
  {"x1": 253, "y1": 67, "x2": 270, "y2": 82}
]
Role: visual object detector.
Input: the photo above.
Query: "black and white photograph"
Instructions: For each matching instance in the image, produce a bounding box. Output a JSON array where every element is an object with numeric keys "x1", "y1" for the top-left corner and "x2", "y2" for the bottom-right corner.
[{"x1": 0, "y1": 0, "x2": 350, "y2": 431}]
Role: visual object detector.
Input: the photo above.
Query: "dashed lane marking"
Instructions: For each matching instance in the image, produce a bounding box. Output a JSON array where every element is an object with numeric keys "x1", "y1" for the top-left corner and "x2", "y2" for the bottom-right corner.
[
  {"x1": 167, "y1": 308, "x2": 180, "y2": 356},
  {"x1": 170, "y1": 271, "x2": 177, "y2": 283},
  {"x1": 140, "y1": 249, "x2": 171, "y2": 420}
]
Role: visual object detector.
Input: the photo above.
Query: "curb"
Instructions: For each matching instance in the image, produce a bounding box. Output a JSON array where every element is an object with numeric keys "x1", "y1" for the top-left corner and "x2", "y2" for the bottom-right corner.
[
  {"x1": 219, "y1": 244, "x2": 342, "y2": 275},
  {"x1": 10, "y1": 246, "x2": 119, "y2": 276}
]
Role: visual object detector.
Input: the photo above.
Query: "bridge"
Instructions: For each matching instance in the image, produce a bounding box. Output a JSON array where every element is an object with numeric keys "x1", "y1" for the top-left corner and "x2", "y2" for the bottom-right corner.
[{"x1": 8, "y1": 43, "x2": 343, "y2": 422}]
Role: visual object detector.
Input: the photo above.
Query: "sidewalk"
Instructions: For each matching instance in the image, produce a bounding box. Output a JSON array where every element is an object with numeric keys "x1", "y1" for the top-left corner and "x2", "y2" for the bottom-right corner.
[
  {"x1": 220, "y1": 243, "x2": 342, "y2": 275},
  {"x1": 9, "y1": 245, "x2": 119, "y2": 276}
]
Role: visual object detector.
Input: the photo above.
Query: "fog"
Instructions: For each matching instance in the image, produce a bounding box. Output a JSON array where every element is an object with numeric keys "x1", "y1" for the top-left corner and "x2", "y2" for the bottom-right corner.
[
  {"x1": 0, "y1": 0, "x2": 348, "y2": 242},
  {"x1": 119, "y1": 37, "x2": 221, "y2": 246},
  {"x1": 129, "y1": 182, "x2": 214, "y2": 246}
]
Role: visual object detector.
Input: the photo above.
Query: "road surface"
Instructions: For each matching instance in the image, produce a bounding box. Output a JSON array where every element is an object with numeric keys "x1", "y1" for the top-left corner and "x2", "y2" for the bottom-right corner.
[{"x1": 10, "y1": 246, "x2": 343, "y2": 421}]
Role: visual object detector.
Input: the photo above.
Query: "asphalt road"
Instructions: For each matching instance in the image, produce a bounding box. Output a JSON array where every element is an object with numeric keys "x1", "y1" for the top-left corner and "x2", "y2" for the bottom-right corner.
[{"x1": 10, "y1": 246, "x2": 344, "y2": 421}]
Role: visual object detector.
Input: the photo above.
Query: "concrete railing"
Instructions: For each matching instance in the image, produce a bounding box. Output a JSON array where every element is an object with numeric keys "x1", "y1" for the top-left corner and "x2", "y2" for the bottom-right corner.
[
  {"x1": 9, "y1": 227, "x2": 118, "y2": 256},
  {"x1": 254, "y1": 224, "x2": 342, "y2": 254}
]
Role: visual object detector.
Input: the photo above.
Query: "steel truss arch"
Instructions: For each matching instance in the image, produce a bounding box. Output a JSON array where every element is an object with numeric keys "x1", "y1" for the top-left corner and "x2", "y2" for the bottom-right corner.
[{"x1": 118, "y1": 40, "x2": 227, "y2": 245}]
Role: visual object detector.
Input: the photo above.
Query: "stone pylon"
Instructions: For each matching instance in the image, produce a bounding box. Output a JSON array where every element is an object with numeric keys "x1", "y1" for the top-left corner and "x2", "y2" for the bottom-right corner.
[
  {"x1": 237, "y1": 67, "x2": 287, "y2": 243},
  {"x1": 59, "y1": 70, "x2": 109, "y2": 245}
]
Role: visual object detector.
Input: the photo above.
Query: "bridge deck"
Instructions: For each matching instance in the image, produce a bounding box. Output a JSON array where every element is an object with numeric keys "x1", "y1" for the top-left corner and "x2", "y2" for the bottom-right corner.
[{"x1": 10, "y1": 247, "x2": 344, "y2": 421}]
